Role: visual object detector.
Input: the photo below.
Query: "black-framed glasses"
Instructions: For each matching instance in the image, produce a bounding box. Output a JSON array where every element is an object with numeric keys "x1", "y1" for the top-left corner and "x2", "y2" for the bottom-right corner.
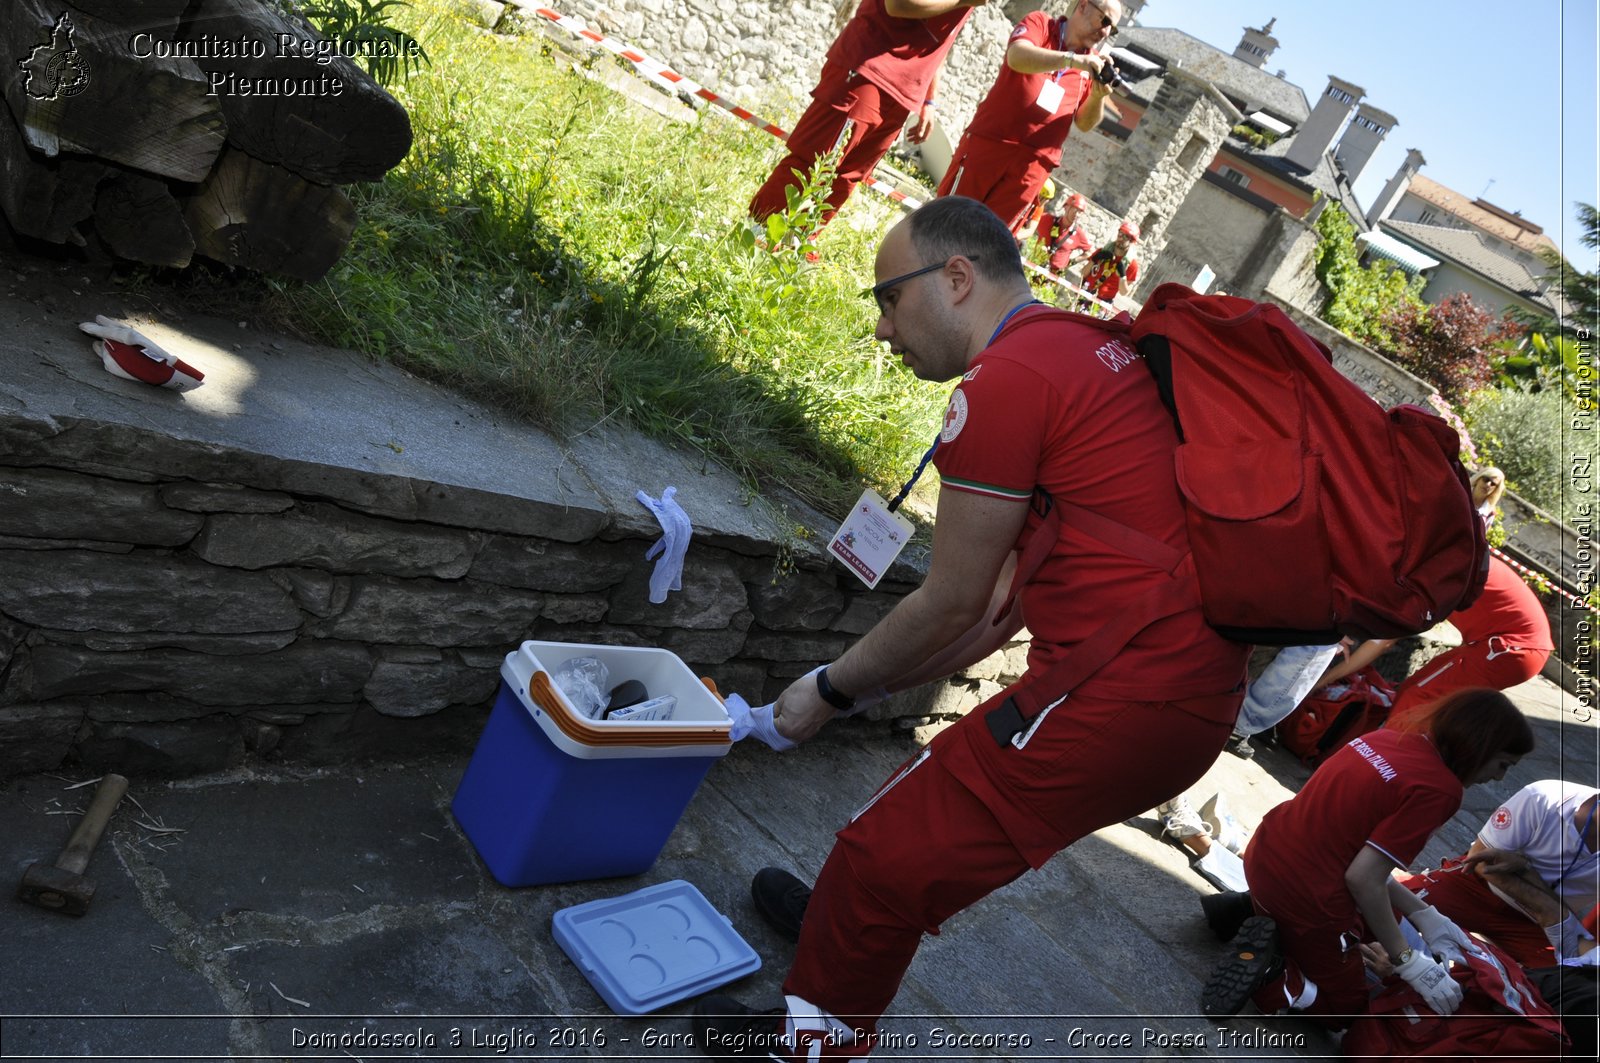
[
  {"x1": 868, "y1": 256, "x2": 977, "y2": 313},
  {"x1": 1083, "y1": 0, "x2": 1118, "y2": 35}
]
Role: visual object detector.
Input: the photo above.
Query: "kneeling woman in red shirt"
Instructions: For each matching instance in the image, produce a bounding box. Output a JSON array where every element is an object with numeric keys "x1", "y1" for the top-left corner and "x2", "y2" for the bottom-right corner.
[{"x1": 1202, "y1": 688, "x2": 1534, "y2": 1023}]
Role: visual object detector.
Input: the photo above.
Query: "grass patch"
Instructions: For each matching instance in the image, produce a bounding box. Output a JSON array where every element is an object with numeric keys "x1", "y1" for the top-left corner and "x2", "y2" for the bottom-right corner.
[{"x1": 261, "y1": 2, "x2": 948, "y2": 516}]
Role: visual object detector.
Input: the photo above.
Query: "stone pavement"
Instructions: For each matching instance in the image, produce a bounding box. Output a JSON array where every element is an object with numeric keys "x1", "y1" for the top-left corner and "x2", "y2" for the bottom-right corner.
[{"x1": 2, "y1": 664, "x2": 1592, "y2": 1063}]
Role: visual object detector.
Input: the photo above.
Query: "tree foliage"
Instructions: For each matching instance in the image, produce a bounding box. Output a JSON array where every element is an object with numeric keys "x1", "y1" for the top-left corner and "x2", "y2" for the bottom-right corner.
[
  {"x1": 1380, "y1": 292, "x2": 1522, "y2": 403},
  {"x1": 1312, "y1": 204, "x2": 1425, "y2": 351}
]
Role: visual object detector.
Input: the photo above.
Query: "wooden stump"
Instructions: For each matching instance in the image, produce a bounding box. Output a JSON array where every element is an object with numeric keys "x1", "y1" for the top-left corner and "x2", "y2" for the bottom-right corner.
[
  {"x1": 0, "y1": 0, "x2": 409, "y2": 277},
  {"x1": 0, "y1": 103, "x2": 102, "y2": 244},
  {"x1": 95, "y1": 169, "x2": 195, "y2": 268},
  {"x1": 176, "y1": 0, "x2": 414, "y2": 184},
  {"x1": 2, "y1": 0, "x2": 226, "y2": 182},
  {"x1": 183, "y1": 147, "x2": 356, "y2": 282}
]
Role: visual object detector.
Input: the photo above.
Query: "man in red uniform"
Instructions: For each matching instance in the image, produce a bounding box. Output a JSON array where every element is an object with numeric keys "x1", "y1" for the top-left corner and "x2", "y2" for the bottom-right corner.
[
  {"x1": 1388, "y1": 555, "x2": 1554, "y2": 724},
  {"x1": 749, "y1": 0, "x2": 988, "y2": 227},
  {"x1": 693, "y1": 196, "x2": 1248, "y2": 1059},
  {"x1": 937, "y1": 0, "x2": 1120, "y2": 231},
  {"x1": 1036, "y1": 190, "x2": 1092, "y2": 272},
  {"x1": 1081, "y1": 219, "x2": 1139, "y2": 302}
]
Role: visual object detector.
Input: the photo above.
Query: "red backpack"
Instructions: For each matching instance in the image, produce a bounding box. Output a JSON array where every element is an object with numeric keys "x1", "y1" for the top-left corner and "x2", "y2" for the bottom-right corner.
[
  {"x1": 1128, "y1": 284, "x2": 1488, "y2": 645},
  {"x1": 984, "y1": 296, "x2": 1487, "y2": 741},
  {"x1": 1342, "y1": 939, "x2": 1571, "y2": 1060},
  {"x1": 1275, "y1": 665, "x2": 1394, "y2": 766}
]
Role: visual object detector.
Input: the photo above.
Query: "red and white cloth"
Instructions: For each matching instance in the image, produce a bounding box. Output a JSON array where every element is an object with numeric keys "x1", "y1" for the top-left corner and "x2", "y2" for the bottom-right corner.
[{"x1": 79, "y1": 316, "x2": 204, "y2": 390}]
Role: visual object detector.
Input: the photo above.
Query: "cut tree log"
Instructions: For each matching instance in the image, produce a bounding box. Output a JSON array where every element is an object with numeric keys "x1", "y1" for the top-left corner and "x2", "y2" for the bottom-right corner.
[
  {"x1": 182, "y1": 147, "x2": 356, "y2": 282},
  {"x1": 1, "y1": 0, "x2": 226, "y2": 182},
  {"x1": 95, "y1": 168, "x2": 195, "y2": 268},
  {"x1": 65, "y1": 0, "x2": 193, "y2": 20},
  {"x1": 176, "y1": 0, "x2": 414, "y2": 184},
  {"x1": 0, "y1": 102, "x2": 103, "y2": 244}
]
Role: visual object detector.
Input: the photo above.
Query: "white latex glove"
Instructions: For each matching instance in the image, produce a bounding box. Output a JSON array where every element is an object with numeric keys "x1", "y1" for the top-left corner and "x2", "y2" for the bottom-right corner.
[
  {"x1": 78, "y1": 316, "x2": 204, "y2": 389},
  {"x1": 1544, "y1": 912, "x2": 1597, "y2": 963},
  {"x1": 1409, "y1": 903, "x2": 1476, "y2": 965},
  {"x1": 1395, "y1": 948, "x2": 1464, "y2": 1015},
  {"x1": 723, "y1": 693, "x2": 797, "y2": 752}
]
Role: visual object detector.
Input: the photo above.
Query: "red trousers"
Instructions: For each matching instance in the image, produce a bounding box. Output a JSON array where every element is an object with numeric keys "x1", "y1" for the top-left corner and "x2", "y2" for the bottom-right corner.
[
  {"x1": 1399, "y1": 861, "x2": 1556, "y2": 968},
  {"x1": 1244, "y1": 891, "x2": 1371, "y2": 1022},
  {"x1": 780, "y1": 686, "x2": 1240, "y2": 1052},
  {"x1": 936, "y1": 132, "x2": 1054, "y2": 233},
  {"x1": 1388, "y1": 639, "x2": 1551, "y2": 725},
  {"x1": 750, "y1": 69, "x2": 909, "y2": 223}
]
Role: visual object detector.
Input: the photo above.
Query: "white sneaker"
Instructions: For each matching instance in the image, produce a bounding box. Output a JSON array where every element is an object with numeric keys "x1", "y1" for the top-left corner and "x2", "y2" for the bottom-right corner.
[{"x1": 1158, "y1": 796, "x2": 1210, "y2": 840}]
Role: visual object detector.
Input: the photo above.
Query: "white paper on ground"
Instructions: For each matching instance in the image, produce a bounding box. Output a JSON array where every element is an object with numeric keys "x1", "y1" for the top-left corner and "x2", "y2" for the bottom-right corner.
[{"x1": 1193, "y1": 844, "x2": 1249, "y2": 893}]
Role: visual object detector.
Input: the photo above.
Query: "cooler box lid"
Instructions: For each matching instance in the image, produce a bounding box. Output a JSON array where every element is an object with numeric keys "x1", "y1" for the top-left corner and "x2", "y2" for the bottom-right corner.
[{"x1": 552, "y1": 880, "x2": 760, "y2": 1014}]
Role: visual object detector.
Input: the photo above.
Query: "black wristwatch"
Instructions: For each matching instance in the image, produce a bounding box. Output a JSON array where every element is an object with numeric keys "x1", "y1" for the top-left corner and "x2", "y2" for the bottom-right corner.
[{"x1": 815, "y1": 666, "x2": 856, "y2": 711}]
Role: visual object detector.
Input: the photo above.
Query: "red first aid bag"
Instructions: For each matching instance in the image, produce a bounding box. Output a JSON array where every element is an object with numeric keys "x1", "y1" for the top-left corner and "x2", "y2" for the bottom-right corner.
[
  {"x1": 1276, "y1": 665, "x2": 1394, "y2": 767},
  {"x1": 1343, "y1": 940, "x2": 1570, "y2": 1060},
  {"x1": 1128, "y1": 284, "x2": 1488, "y2": 645}
]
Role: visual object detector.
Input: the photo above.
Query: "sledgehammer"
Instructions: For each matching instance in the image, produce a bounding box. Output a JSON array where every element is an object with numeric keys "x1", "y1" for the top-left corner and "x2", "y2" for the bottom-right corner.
[{"x1": 18, "y1": 773, "x2": 129, "y2": 916}]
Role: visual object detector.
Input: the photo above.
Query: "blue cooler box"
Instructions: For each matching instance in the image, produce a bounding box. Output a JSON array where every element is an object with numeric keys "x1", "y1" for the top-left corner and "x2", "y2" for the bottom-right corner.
[{"x1": 452, "y1": 641, "x2": 733, "y2": 887}]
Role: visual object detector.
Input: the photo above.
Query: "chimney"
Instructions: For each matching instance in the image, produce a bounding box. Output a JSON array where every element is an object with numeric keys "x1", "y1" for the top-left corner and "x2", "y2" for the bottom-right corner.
[
  {"x1": 1284, "y1": 76, "x2": 1364, "y2": 173},
  {"x1": 1334, "y1": 102, "x2": 1396, "y2": 186},
  {"x1": 1232, "y1": 17, "x2": 1279, "y2": 69},
  {"x1": 1365, "y1": 147, "x2": 1425, "y2": 226}
]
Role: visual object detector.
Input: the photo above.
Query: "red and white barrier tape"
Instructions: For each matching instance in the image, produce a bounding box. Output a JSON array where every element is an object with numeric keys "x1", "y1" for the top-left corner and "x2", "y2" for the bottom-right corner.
[
  {"x1": 1492, "y1": 546, "x2": 1597, "y2": 615},
  {"x1": 530, "y1": 7, "x2": 788, "y2": 138},
  {"x1": 1024, "y1": 260, "x2": 1121, "y2": 318},
  {"x1": 527, "y1": 5, "x2": 924, "y2": 210}
]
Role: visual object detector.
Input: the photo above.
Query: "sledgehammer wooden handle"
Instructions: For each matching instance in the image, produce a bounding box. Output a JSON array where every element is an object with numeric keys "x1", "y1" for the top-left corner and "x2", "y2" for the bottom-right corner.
[{"x1": 56, "y1": 774, "x2": 129, "y2": 875}]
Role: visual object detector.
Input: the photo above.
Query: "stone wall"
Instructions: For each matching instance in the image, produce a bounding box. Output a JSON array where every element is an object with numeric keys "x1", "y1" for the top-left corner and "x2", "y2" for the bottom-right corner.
[
  {"x1": 0, "y1": 281, "x2": 1040, "y2": 781},
  {"x1": 0, "y1": 429, "x2": 1028, "y2": 779},
  {"x1": 549, "y1": 0, "x2": 1020, "y2": 155}
]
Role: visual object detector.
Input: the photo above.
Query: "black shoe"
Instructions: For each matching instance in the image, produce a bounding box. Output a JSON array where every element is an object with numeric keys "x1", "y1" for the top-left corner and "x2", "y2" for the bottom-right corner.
[
  {"x1": 691, "y1": 993, "x2": 786, "y2": 1059},
  {"x1": 752, "y1": 867, "x2": 810, "y2": 942},
  {"x1": 1201, "y1": 915, "x2": 1281, "y2": 1018},
  {"x1": 1200, "y1": 890, "x2": 1255, "y2": 942},
  {"x1": 1224, "y1": 732, "x2": 1256, "y2": 759}
]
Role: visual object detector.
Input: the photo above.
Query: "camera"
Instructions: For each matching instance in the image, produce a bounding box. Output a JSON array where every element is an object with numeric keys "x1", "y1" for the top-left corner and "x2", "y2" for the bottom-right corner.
[{"x1": 1094, "y1": 56, "x2": 1127, "y2": 90}]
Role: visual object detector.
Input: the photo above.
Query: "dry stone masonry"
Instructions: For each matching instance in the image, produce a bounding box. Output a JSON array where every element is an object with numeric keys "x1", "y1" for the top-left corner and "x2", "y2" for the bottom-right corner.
[{"x1": 0, "y1": 279, "x2": 1032, "y2": 780}]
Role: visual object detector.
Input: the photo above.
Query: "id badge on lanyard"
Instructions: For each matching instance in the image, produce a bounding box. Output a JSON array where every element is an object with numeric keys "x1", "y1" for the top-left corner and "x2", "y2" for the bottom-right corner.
[
  {"x1": 828, "y1": 490, "x2": 914, "y2": 589},
  {"x1": 1035, "y1": 18, "x2": 1072, "y2": 114}
]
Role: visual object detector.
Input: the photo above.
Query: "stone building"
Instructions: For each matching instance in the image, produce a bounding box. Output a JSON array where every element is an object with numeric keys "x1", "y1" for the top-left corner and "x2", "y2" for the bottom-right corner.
[
  {"x1": 1361, "y1": 171, "x2": 1568, "y2": 321},
  {"x1": 1053, "y1": 17, "x2": 1400, "y2": 309}
]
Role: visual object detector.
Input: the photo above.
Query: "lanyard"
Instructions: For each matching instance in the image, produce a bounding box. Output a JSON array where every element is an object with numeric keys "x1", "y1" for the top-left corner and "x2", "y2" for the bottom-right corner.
[
  {"x1": 1555, "y1": 799, "x2": 1598, "y2": 889},
  {"x1": 1052, "y1": 19, "x2": 1070, "y2": 82},
  {"x1": 885, "y1": 300, "x2": 1041, "y2": 512}
]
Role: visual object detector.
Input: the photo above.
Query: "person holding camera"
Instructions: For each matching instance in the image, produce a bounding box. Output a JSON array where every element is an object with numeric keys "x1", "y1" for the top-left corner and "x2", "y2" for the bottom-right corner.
[{"x1": 936, "y1": 0, "x2": 1122, "y2": 235}]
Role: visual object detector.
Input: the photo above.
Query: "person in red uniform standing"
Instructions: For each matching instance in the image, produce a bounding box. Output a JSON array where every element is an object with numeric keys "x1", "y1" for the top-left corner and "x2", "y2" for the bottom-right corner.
[
  {"x1": 749, "y1": 0, "x2": 988, "y2": 228},
  {"x1": 1035, "y1": 190, "x2": 1092, "y2": 273},
  {"x1": 1200, "y1": 687, "x2": 1534, "y2": 1024},
  {"x1": 1080, "y1": 220, "x2": 1139, "y2": 302},
  {"x1": 693, "y1": 196, "x2": 1249, "y2": 1059},
  {"x1": 937, "y1": 0, "x2": 1120, "y2": 232},
  {"x1": 1387, "y1": 555, "x2": 1554, "y2": 725}
]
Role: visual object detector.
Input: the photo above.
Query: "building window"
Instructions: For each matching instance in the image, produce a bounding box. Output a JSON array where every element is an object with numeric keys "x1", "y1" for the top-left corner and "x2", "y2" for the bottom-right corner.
[
  {"x1": 1217, "y1": 166, "x2": 1252, "y2": 189},
  {"x1": 1417, "y1": 208, "x2": 1439, "y2": 225}
]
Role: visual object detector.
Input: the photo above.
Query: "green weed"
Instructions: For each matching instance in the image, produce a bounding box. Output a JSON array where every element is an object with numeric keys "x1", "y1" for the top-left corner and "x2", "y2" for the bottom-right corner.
[{"x1": 265, "y1": 2, "x2": 944, "y2": 517}]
